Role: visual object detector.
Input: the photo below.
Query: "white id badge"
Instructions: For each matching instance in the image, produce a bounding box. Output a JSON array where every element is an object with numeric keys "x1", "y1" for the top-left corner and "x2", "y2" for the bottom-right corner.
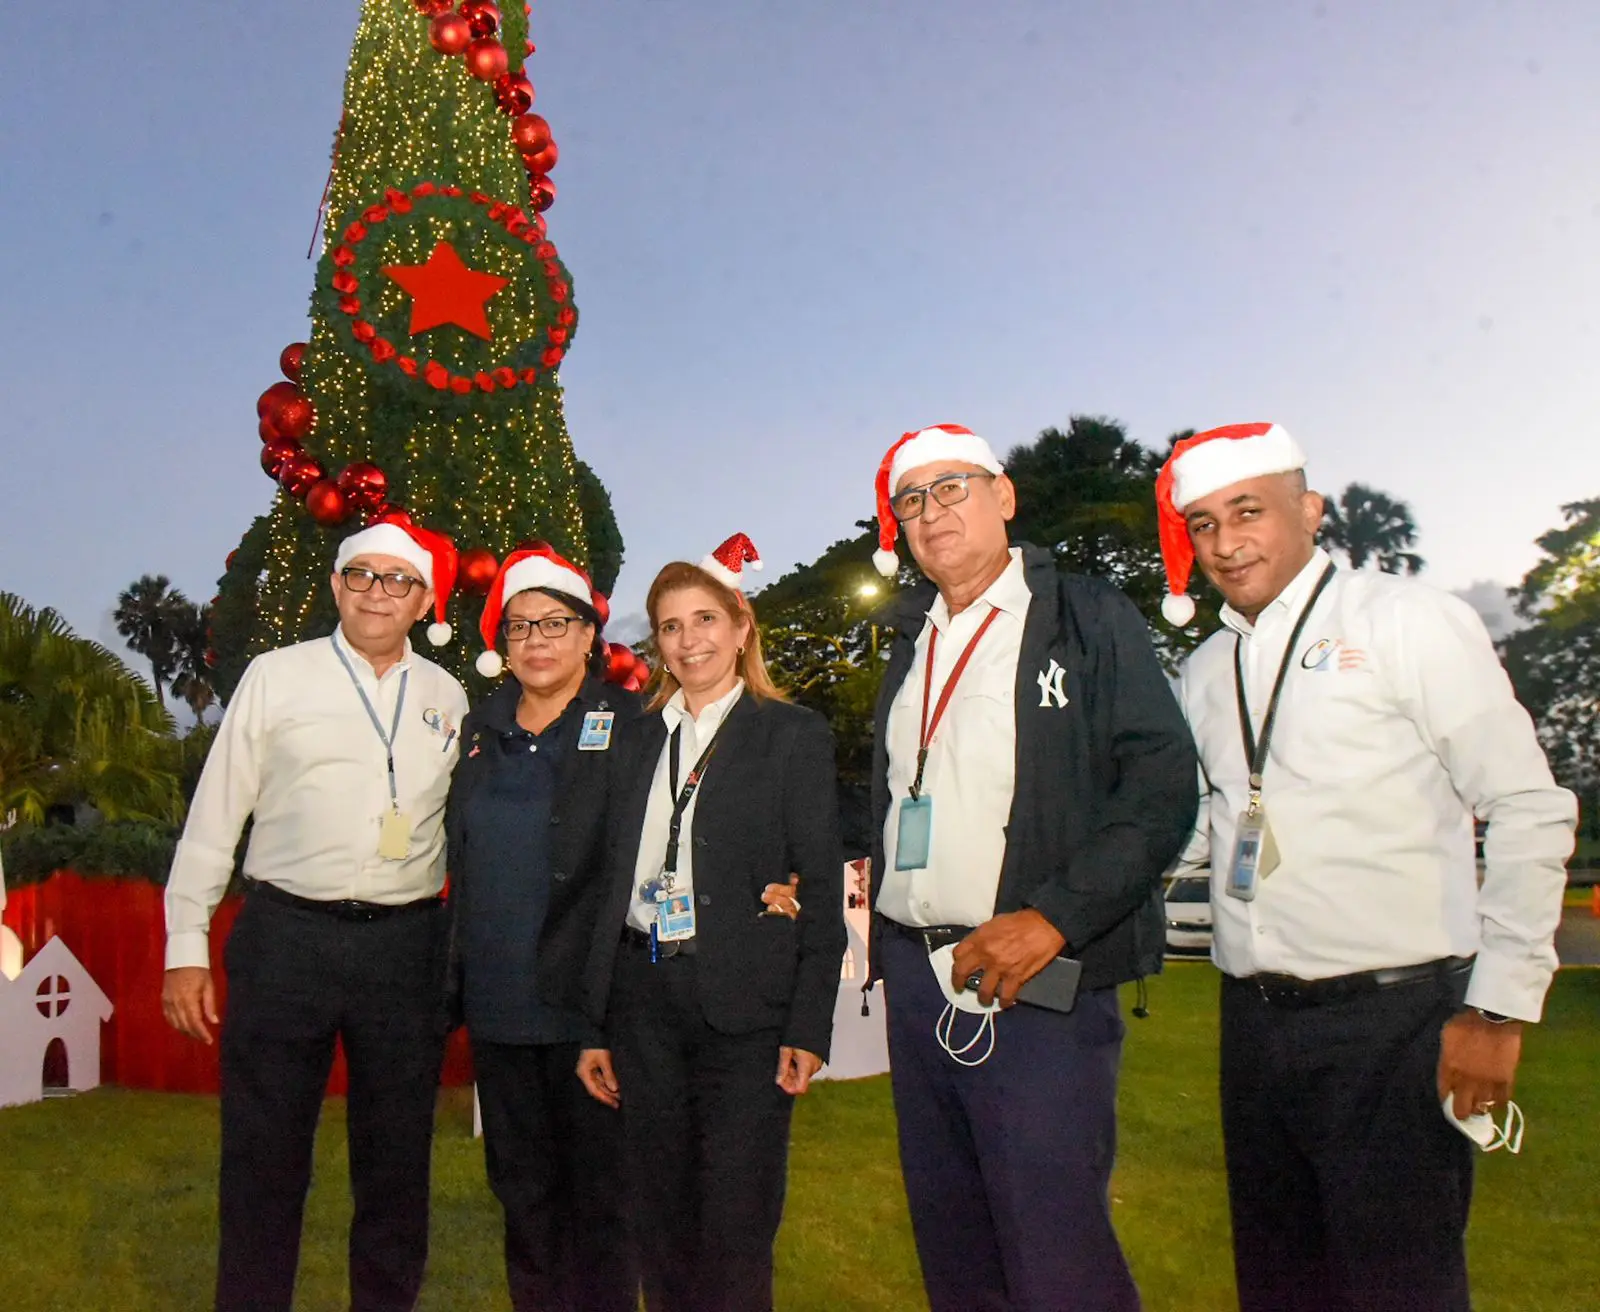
[
  {"x1": 895, "y1": 795, "x2": 933, "y2": 871},
  {"x1": 1226, "y1": 809, "x2": 1279, "y2": 901},
  {"x1": 378, "y1": 809, "x2": 413, "y2": 861},
  {"x1": 577, "y1": 710, "x2": 615, "y2": 751},
  {"x1": 655, "y1": 889, "x2": 696, "y2": 942}
]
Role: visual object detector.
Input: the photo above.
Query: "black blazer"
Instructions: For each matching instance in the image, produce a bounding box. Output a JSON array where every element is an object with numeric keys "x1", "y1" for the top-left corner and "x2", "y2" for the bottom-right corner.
[
  {"x1": 445, "y1": 675, "x2": 643, "y2": 1021},
  {"x1": 583, "y1": 693, "x2": 847, "y2": 1061}
]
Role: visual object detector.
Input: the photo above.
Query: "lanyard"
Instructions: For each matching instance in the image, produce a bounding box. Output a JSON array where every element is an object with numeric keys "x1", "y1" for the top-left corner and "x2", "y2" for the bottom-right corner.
[
  {"x1": 1232, "y1": 562, "x2": 1336, "y2": 809},
  {"x1": 663, "y1": 720, "x2": 723, "y2": 875},
  {"x1": 331, "y1": 635, "x2": 409, "y2": 811},
  {"x1": 910, "y1": 606, "x2": 1002, "y2": 799}
]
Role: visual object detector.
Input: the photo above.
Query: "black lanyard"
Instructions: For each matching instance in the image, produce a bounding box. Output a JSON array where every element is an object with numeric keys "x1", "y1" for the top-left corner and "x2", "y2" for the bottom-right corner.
[
  {"x1": 1232, "y1": 562, "x2": 1336, "y2": 796},
  {"x1": 331, "y1": 634, "x2": 409, "y2": 811},
  {"x1": 663, "y1": 721, "x2": 723, "y2": 875}
]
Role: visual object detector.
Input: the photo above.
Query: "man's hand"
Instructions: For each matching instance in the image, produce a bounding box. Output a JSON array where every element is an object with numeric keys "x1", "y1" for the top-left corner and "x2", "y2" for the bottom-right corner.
[
  {"x1": 776, "y1": 1046, "x2": 823, "y2": 1096},
  {"x1": 1437, "y1": 1010, "x2": 1523, "y2": 1120},
  {"x1": 162, "y1": 967, "x2": 219, "y2": 1045},
  {"x1": 951, "y1": 909, "x2": 1066, "y2": 1009},
  {"x1": 761, "y1": 874, "x2": 801, "y2": 920},
  {"x1": 577, "y1": 1048, "x2": 621, "y2": 1108}
]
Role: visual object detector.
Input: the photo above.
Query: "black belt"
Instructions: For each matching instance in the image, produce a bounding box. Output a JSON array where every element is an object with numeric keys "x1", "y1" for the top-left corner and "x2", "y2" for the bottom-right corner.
[
  {"x1": 877, "y1": 915, "x2": 974, "y2": 954},
  {"x1": 1232, "y1": 956, "x2": 1474, "y2": 1009},
  {"x1": 623, "y1": 926, "x2": 697, "y2": 958},
  {"x1": 245, "y1": 878, "x2": 442, "y2": 923}
]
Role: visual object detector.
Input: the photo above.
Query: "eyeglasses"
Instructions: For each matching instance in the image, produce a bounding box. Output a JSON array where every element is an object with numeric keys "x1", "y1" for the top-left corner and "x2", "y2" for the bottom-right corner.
[
  {"x1": 501, "y1": 615, "x2": 584, "y2": 642},
  {"x1": 889, "y1": 472, "x2": 996, "y2": 522},
  {"x1": 341, "y1": 567, "x2": 425, "y2": 598}
]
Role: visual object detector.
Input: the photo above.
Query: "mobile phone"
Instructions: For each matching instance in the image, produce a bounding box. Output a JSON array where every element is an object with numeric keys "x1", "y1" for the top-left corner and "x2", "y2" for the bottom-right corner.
[{"x1": 1015, "y1": 955, "x2": 1083, "y2": 1014}]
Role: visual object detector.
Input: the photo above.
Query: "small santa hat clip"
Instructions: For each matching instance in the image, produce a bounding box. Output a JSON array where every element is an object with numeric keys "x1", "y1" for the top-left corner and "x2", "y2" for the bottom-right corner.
[
  {"x1": 1154, "y1": 422, "x2": 1307, "y2": 626},
  {"x1": 334, "y1": 512, "x2": 459, "y2": 646},
  {"x1": 872, "y1": 424, "x2": 1004, "y2": 577},
  {"x1": 701, "y1": 533, "x2": 763, "y2": 591},
  {"x1": 474, "y1": 543, "x2": 600, "y2": 679}
]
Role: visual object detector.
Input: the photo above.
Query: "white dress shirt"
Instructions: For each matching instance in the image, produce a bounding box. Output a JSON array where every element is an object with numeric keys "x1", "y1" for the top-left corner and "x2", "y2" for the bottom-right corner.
[
  {"x1": 164, "y1": 629, "x2": 469, "y2": 970},
  {"x1": 626, "y1": 681, "x2": 745, "y2": 934},
  {"x1": 878, "y1": 549, "x2": 1032, "y2": 928},
  {"x1": 1175, "y1": 547, "x2": 1576, "y2": 1020}
]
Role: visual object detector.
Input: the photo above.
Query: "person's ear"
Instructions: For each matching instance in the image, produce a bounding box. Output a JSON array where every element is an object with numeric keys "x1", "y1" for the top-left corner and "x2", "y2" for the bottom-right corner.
[
  {"x1": 994, "y1": 472, "x2": 1017, "y2": 522},
  {"x1": 413, "y1": 586, "x2": 436, "y2": 624},
  {"x1": 330, "y1": 572, "x2": 342, "y2": 604},
  {"x1": 1301, "y1": 489, "x2": 1326, "y2": 535}
]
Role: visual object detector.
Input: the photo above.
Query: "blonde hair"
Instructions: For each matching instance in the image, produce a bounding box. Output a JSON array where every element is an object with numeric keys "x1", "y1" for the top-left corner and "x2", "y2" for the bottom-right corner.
[{"x1": 643, "y1": 562, "x2": 787, "y2": 712}]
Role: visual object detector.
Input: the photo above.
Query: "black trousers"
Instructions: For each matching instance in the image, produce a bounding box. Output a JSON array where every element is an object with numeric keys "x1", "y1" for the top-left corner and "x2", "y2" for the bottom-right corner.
[
  {"x1": 1220, "y1": 968, "x2": 1475, "y2": 1312},
  {"x1": 880, "y1": 927, "x2": 1139, "y2": 1312},
  {"x1": 216, "y1": 892, "x2": 448, "y2": 1312},
  {"x1": 473, "y1": 1038, "x2": 637, "y2": 1312},
  {"x1": 607, "y1": 944, "x2": 796, "y2": 1312}
]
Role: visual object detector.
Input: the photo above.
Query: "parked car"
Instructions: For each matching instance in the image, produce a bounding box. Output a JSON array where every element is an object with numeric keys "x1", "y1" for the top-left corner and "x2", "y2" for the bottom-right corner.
[{"x1": 1164, "y1": 874, "x2": 1213, "y2": 958}]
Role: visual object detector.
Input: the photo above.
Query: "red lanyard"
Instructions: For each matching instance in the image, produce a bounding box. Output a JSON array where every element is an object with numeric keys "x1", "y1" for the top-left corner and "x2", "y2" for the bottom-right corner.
[{"x1": 910, "y1": 607, "x2": 1002, "y2": 799}]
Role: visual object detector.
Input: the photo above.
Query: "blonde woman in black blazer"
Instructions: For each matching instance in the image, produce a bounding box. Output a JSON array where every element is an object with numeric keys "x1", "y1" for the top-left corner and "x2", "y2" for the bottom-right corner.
[{"x1": 577, "y1": 541, "x2": 847, "y2": 1312}]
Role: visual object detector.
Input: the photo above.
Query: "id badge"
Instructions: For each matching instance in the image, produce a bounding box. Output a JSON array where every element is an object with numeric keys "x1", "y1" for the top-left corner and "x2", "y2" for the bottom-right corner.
[
  {"x1": 577, "y1": 710, "x2": 615, "y2": 751},
  {"x1": 1226, "y1": 808, "x2": 1279, "y2": 901},
  {"x1": 378, "y1": 809, "x2": 413, "y2": 860},
  {"x1": 655, "y1": 889, "x2": 696, "y2": 942},
  {"x1": 895, "y1": 795, "x2": 933, "y2": 871}
]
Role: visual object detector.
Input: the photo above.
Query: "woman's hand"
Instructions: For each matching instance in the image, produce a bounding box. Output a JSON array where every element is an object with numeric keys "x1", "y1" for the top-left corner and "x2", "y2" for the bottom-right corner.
[
  {"x1": 776, "y1": 1046, "x2": 823, "y2": 1096},
  {"x1": 761, "y1": 873, "x2": 801, "y2": 919},
  {"x1": 576, "y1": 1048, "x2": 621, "y2": 1108}
]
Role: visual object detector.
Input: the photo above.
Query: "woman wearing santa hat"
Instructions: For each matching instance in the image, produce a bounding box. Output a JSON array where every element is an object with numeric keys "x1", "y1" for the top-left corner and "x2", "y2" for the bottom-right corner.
[
  {"x1": 444, "y1": 542, "x2": 643, "y2": 1312},
  {"x1": 576, "y1": 534, "x2": 847, "y2": 1312}
]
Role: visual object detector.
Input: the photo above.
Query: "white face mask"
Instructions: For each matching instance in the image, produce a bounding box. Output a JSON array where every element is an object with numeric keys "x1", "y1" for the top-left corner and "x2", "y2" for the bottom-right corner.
[
  {"x1": 928, "y1": 943, "x2": 999, "y2": 1067},
  {"x1": 1441, "y1": 1097, "x2": 1524, "y2": 1154}
]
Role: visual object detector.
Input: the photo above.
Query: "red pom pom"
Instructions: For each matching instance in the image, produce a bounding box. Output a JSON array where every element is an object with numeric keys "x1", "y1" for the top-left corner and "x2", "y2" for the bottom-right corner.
[
  {"x1": 279, "y1": 342, "x2": 307, "y2": 382},
  {"x1": 277, "y1": 453, "x2": 324, "y2": 498},
  {"x1": 305, "y1": 479, "x2": 351, "y2": 527},
  {"x1": 557, "y1": 306, "x2": 576, "y2": 326},
  {"x1": 458, "y1": 547, "x2": 499, "y2": 594},
  {"x1": 352, "y1": 320, "x2": 377, "y2": 344},
  {"x1": 371, "y1": 338, "x2": 397, "y2": 363},
  {"x1": 260, "y1": 436, "x2": 301, "y2": 480},
  {"x1": 336, "y1": 461, "x2": 388, "y2": 510},
  {"x1": 425, "y1": 361, "x2": 451, "y2": 390},
  {"x1": 332, "y1": 245, "x2": 356, "y2": 267},
  {"x1": 450, "y1": 375, "x2": 474, "y2": 394},
  {"x1": 465, "y1": 37, "x2": 509, "y2": 81},
  {"x1": 429, "y1": 12, "x2": 472, "y2": 55},
  {"x1": 510, "y1": 113, "x2": 551, "y2": 156},
  {"x1": 475, "y1": 371, "x2": 496, "y2": 392},
  {"x1": 541, "y1": 345, "x2": 565, "y2": 368}
]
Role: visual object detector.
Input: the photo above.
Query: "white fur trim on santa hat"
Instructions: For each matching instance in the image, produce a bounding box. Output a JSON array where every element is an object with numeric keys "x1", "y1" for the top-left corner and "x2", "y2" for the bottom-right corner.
[
  {"x1": 476, "y1": 649, "x2": 505, "y2": 679},
  {"x1": 502, "y1": 554, "x2": 592, "y2": 607},
  {"x1": 334, "y1": 524, "x2": 434, "y2": 587},
  {"x1": 888, "y1": 427, "x2": 1003, "y2": 494},
  {"x1": 1169, "y1": 424, "x2": 1307, "y2": 512}
]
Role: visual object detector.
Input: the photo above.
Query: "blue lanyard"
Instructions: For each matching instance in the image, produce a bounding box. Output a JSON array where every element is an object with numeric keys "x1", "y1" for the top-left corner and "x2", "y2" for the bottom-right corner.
[{"x1": 331, "y1": 634, "x2": 409, "y2": 811}]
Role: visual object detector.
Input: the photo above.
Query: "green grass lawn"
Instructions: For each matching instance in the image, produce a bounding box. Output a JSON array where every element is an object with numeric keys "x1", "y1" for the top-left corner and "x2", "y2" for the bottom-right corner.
[{"x1": 5, "y1": 966, "x2": 1597, "y2": 1310}]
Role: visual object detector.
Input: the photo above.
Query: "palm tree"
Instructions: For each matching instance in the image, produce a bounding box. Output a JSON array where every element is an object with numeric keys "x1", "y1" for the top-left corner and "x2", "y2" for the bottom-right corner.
[
  {"x1": 1321, "y1": 483, "x2": 1425, "y2": 574},
  {"x1": 113, "y1": 574, "x2": 189, "y2": 710},
  {"x1": 169, "y1": 599, "x2": 217, "y2": 721}
]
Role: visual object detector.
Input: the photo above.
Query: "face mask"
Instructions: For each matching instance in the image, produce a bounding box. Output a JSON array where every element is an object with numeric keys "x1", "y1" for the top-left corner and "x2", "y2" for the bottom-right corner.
[
  {"x1": 1441, "y1": 1097, "x2": 1524, "y2": 1154},
  {"x1": 928, "y1": 943, "x2": 999, "y2": 1067}
]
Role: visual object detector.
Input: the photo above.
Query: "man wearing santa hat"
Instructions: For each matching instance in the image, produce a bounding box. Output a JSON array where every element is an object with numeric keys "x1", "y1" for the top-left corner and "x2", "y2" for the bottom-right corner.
[
  {"x1": 1159, "y1": 423, "x2": 1575, "y2": 1311},
  {"x1": 162, "y1": 514, "x2": 469, "y2": 1312},
  {"x1": 864, "y1": 424, "x2": 1197, "y2": 1312}
]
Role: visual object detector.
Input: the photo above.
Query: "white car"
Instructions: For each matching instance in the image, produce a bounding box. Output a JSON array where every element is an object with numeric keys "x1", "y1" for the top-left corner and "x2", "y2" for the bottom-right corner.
[{"x1": 1163, "y1": 874, "x2": 1214, "y2": 958}]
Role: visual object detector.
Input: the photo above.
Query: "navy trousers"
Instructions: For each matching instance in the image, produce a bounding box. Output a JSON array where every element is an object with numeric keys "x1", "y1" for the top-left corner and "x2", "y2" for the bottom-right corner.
[{"x1": 881, "y1": 928, "x2": 1139, "y2": 1312}]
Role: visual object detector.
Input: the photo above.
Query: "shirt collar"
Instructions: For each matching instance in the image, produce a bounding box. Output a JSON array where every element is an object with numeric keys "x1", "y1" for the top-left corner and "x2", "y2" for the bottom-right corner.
[
  {"x1": 331, "y1": 625, "x2": 413, "y2": 680},
  {"x1": 928, "y1": 548, "x2": 1029, "y2": 631},
  {"x1": 662, "y1": 679, "x2": 745, "y2": 734},
  {"x1": 1220, "y1": 546, "x2": 1333, "y2": 637}
]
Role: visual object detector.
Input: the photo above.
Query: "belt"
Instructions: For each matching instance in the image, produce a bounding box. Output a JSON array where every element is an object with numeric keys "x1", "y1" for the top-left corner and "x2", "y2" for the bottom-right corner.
[
  {"x1": 245, "y1": 878, "x2": 442, "y2": 923},
  {"x1": 623, "y1": 926, "x2": 697, "y2": 958},
  {"x1": 1233, "y1": 956, "x2": 1474, "y2": 1009},
  {"x1": 877, "y1": 916, "x2": 974, "y2": 954}
]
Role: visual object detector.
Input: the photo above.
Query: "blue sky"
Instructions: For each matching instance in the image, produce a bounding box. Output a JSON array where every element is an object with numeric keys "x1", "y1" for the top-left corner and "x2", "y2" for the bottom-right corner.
[{"x1": 2, "y1": 0, "x2": 1597, "y2": 661}]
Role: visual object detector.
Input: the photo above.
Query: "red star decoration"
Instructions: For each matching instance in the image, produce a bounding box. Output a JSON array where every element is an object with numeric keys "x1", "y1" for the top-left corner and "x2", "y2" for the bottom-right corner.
[{"x1": 381, "y1": 241, "x2": 510, "y2": 340}]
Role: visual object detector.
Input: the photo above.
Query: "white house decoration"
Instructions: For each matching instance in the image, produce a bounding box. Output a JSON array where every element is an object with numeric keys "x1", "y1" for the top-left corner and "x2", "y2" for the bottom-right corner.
[{"x1": 0, "y1": 936, "x2": 115, "y2": 1109}]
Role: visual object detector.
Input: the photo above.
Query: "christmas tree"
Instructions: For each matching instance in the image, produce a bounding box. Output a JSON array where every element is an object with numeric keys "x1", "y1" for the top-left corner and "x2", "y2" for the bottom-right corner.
[{"x1": 210, "y1": 0, "x2": 622, "y2": 698}]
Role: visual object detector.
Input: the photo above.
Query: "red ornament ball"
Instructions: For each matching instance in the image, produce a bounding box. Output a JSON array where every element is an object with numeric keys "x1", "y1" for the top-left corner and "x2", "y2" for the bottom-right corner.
[
  {"x1": 260, "y1": 436, "x2": 301, "y2": 480},
  {"x1": 259, "y1": 415, "x2": 281, "y2": 442},
  {"x1": 525, "y1": 140, "x2": 558, "y2": 174},
  {"x1": 465, "y1": 36, "x2": 509, "y2": 81},
  {"x1": 511, "y1": 113, "x2": 551, "y2": 156},
  {"x1": 461, "y1": 0, "x2": 500, "y2": 38},
  {"x1": 305, "y1": 479, "x2": 351, "y2": 526},
  {"x1": 272, "y1": 393, "x2": 316, "y2": 440},
  {"x1": 335, "y1": 461, "x2": 388, "y2": 510},
  {"x1": 277, "y1": 452, "x2": 324, "y2": 498},
  {"x1": 494, "y1": 72, "x2": 534, "y2": 115},
  {"x1": 530, "y1": 177, "x2": 557, "y2": 212},
  {"x1": 414, "y1": 0, "x2": 453, "y2": 14},
  {"x1": 370, "y1": 503, "x2": 412, "y2": 525},
  {"x1": 429, "y1": 12, "x2": 472, "y2": 55},
  {"x1": 458, "y1": 547, "x2": 500, "y2": 594},
  {"x1": 279, "y1": 341, "x2": 307, "y2": 382},
  {"x1": 257, "y1": 380, "x2": 300, "y2": 419}
]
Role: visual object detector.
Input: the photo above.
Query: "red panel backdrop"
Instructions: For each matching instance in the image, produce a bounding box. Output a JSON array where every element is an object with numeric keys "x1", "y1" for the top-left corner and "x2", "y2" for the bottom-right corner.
[{"x1": 2, "y1": 872, "x2": 474, "y2": 1094}]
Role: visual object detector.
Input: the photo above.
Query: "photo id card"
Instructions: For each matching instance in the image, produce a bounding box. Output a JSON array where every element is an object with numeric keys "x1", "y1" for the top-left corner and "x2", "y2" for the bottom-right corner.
[
  {"x1": 656, "y1": 890, "x2": 696, "y2": 942},
  {"x1": 577, "y1": 710, "x2": 616, "y2": 751},
  {"x1": 1226, "y1": 808, "x2": 1279, "y2": 901},
  {"x1": 895, "y1": 795, "x2": 933, "y2": 871},
  {"x1": 378, "y1": 808, "x2": 413, "y2": 861}
]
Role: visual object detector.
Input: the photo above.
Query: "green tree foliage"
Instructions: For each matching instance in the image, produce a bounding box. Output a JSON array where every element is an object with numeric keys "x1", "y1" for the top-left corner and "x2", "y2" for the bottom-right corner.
[
  {"x1": 113, "y1": 574, "x2": 187, "y2": 710},
  {"x1": 0, "y1": 593, "x2": 183, "y2": 825},
  {"x1": 1320, "y1": 483, "x2": 1425, "y2": 574},
  {"x1": 168, "y1": 599, "x2": 217, "y2": 721}
]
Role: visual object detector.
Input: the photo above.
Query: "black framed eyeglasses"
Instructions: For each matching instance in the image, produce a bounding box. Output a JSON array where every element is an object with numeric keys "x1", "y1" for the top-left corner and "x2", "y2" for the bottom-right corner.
[
  {"x1": 340, "y1": 567, "x2": 425, "y2": 598},
  {"x1": 501, "y1": 615, "x2": 584, "y2": 642},
  {"x1": 889, "y1": 471, "x2": 996, "y2": 522}
]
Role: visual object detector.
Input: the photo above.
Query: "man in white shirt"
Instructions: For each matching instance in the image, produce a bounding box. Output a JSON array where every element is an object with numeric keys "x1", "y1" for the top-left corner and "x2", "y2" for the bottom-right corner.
[
  {"x1": 1159, "y1": 423, "x2": 1576, "y2": 1312},
  {"x1": 162, "y1": 516, "x2": 468, "y2": 1312},
  {"x1": 864, "y1": 424, "x2": 1199, "y2": 1312}
]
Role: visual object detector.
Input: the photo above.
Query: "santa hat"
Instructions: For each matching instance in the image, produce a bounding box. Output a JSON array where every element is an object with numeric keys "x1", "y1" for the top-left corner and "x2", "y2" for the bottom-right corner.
[
  {"x1": 872, "y1": 424, "x2": 1004, "y2": 577},
  {"x1": 700, "y1": 533, "x2": 763, "y2": 591},
  {"x1": 1154, "y1": 422, "x2": 1308, "y2": 626},
  {"x1": 474, "y1": 543, "x2": 598, "y2": 678},
  {"x1": 334, "y1": 514, "x2": 459, "y2": 646}
]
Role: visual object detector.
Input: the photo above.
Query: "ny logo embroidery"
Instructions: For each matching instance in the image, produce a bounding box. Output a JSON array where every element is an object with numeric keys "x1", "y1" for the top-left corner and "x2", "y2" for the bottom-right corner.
[{"x1": 1036, "y1": 659, "x2": 1069, "y2": 709}]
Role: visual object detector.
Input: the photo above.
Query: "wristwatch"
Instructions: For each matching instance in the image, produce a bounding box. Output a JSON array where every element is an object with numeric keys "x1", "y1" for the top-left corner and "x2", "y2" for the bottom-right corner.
[{"x1": 1473, "y1": 1008, "x2": 1514, "y2": 1024}]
